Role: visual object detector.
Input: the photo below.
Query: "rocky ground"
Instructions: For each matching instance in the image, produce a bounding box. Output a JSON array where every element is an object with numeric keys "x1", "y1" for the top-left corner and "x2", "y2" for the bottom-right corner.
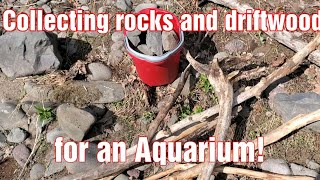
[{"x1": 0, "y1": 0, "x2": 320, "y2": 179}]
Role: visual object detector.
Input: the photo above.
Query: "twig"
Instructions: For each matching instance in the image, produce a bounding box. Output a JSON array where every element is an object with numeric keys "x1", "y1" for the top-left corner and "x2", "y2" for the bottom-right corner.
[
  {"x1": 145, "y1": 164, "x2": 197, "y2": 180},
  {"x1": 169, "y1": 33, "x2": 320, "y2": 179},
  {"x1": 215, "y1": 166, "x2": 314, "y2": 180}
]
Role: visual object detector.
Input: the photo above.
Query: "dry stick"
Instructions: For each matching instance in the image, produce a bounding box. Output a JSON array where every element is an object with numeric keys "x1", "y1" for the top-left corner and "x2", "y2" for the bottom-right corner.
[
  {"x1": 169, "y1": 33, "x2": 320, "y2": 179},
  {"x1": 145, "y1": 164, "x2": 197, "y2": 180},
  {"x1": 207, "y1": 0, "x2": 320, "y2": 67},
  {"x1": 60, "y1": 66, "x2": 191, "y2": 180},
  {"x1": 197, "y1": 59, "x2": 234, "y2": 180},
  {"x1": 215, "y1": 167, "x2": 314, "y2": 180},
  {"x1": 253, "y1": 109, "x2": 320, "y2": 149},
  {"x1": 147, "y1": 65, "x2": 191, "y2": 141}
]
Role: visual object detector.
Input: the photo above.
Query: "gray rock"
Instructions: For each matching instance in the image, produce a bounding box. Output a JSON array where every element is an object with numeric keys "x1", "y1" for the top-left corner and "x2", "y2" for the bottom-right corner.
[
  {"x1": 19, "y1": 0, "x2": 28, "y2": 4},
  {"x1": 127, "y1": 169, "x2": 140, "y2": 178},
  {"x1": 12, "y1": 144, "x2": 30, "y2": 167},
  {"x1": 128, "y1": 36, "x2": 140, "y2": 47},
  {"x1": 87, "y1": 62, "x2": 112, "y2": 81},
  {"x1": 271, "y1": 92, "x2": 320, "y2": 133},
  {"x1": 224, "y1": 39, "x2": 246, "y2": 54},
  {"x1": 307, "y1": 160, "x2": 320, "y2": 172},
  {"x1": 42, "y1": 4, "x2": 52, "y2": 13},
  {"x1": 7, "y1": 128, "x2": 27, "y2": 143},
  {"x1": 116, "y1": 0, "x2": 132, "y2": 11},
  {"x1": 81, "y1": 5, "x2": 89, "y2": 11},
  {"x1": 111, "y1": 32, "x2": 124, "y2": 42},
  {"x1": 213, "y1": 52, "x2": 230, "y2": 61},
  {"x1": 98, "y1": 7, "x2": 107, "y2": 13},
  {"x1": 127, "y1": 29, "x2": 141, "y2": 37},
  {"x1": 111, "y1": 41, "x2": 124, "y2": 51},
  {"x1": 114, "y1": 174, "x2": 130, "y2": 180},
  {"x1": 135, "y1": 3, "x2": 157, "y2": 12},
  {"x1": 0, "y1": 101, "x2": 28, "y2": 130},
  {"x1": 137, "y1": 44, "x2": 153, "y2": 56},
  {"x1": 108, "y1": 49, "x2": 124, "y2": 66},
  {"x1": 21, "y1": 102, "x2": 56, "y2": 116},
  {"x1": 85, "y1": 32, "x2": 100, "y2": 37},
  {"x1": 46, "y1": 127, "x2": 67, "y2": 144},
  {"x1": 45, "y1": 157, "x2": 66, "y2": 177},
  {"x1": 290, "y1": 163, "x2": 318, "y2": 177},
  {"x1": 75, "y1": 81, "x2": 125, "y2": 103},
  {"x1": 261, "y1": 159, "x2": 292, "y2": 175},
  {"x1": 30, "y1": 163, "x2": 45, "y2": 180},
  {"x1": 114, "y1": 122, "x2": 123, "y2": 132},
  {"x1": 162, "y1": 30, "x2": 179, "y2": 51},
  {"x1": 0, "y1": 31, "x2": 61, "y2": 78},
  {"x1": 0, "y1": 132, "x2": 7, "y2": 148},
  {"x1": 57, "y1": 104, "x2": 96, "y2": 141},
  {"x1": 146, "y1": 31, "x2": 163, "y2": 56},
  {"x1": 66, "y1": 143, "x2": 101, "y2": 174}
]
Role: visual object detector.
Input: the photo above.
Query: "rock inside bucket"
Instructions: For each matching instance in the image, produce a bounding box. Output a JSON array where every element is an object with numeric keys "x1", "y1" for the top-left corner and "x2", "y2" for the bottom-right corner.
[{"x1": 127, "y1": 30, "x2": 179, "y2": 56}]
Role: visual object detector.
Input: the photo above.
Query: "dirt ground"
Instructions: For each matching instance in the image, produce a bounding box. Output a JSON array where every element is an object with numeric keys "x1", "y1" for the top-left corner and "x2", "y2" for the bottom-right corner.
[{"x1": 1, "y1": 0, "x2": 320, "y2": 179}]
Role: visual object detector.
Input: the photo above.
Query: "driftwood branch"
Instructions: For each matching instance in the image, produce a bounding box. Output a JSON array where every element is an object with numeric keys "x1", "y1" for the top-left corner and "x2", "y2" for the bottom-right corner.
[
  {"x1": 169, "y1": 33, "x2": 320, "y2": 179},
  {"x1": 208, "y1": 0, "x2": 320, "y2": 67},
  {"x1": 145, "y1": 164, "x2": 197, "y2": 180}
]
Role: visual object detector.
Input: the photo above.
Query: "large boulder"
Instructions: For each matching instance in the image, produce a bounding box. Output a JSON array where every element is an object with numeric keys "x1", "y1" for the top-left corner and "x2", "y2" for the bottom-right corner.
[{"x1": 0, "y1": 31, "x2": 62, "y2": 78}]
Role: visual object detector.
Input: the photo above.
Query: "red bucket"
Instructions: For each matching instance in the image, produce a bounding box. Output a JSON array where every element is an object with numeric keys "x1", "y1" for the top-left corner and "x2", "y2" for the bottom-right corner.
[{"x1": 124, "y1": 8, "x2": 184, "y2": 86}]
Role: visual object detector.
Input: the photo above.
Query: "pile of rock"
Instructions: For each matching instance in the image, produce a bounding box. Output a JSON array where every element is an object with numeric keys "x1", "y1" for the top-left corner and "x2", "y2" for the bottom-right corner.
[{"x1": 127, "y1": 30, "x2": 179, "y2": 56}]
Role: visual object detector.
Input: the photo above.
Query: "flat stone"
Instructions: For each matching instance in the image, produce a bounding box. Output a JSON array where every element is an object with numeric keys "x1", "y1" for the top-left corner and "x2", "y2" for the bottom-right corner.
[
  {"x1": 135, "y1": 3, "x2": 157, "y2": 12},
  {"x1": 111, "y1": 32, "x2": 124, "y2": 42},
  {"x1": 307, "y1": 160, "x2": 320, "y2": 172},
  {"x1": 0, "y1": 31, "x2": 61, "y2": 78},
  {"x1": 261, "y1": 159, "x2": 292, "y2": 175},
  {"x1": 146, "y1": 31, "x2": 163, "y2": 56},
  {"x1": 224, "y1": 39, "x2": 246, "y2": 54},
  {"x1": 0, "y1": 101, "x2": 28, "y2": 130},
  {"x1": 290, "y1": 163, "x2": 319, "y2": 177},
  {"x1": 46, "y1": 126, "x2": 68, "y2": 144},
  {"x1": 12, "y1": 144, "x2": 30, "y2": 167},
  {"x1": 127, "y1": 29, "x2": 141, "y2": 37},
  {"x1": 162, "y1": 30, "x2": 179, "y2": 51},
  {"x1": 137, "y1": 44, "x2": 154, "y2": 56},
  {"x1": 57, "y1": 104, "x2": 96, "y2": 141},
  {"x1": 271, "y1": 92, "x2": 320, "y2": 133},
  {"x1": 7, "y1": 128, "x2": 27, "y2": 143},
  {"x1": 30, "y1": 163, "x2": 45, "y2": 180},
  {"x1": 114, "y1": 174, "x2": 130, "y2": 180},
  {"x1": 0, "y1": 132, "x2": 7, "y2": 148},
  {"x1": 66, "y1": 143, "x2": 101, "y2": 174},
  {"x1": 128, "y1": 36, "x2": 140, "y2": 47},
  {"x1": 213, "y1": 52, "x2": 230, "y2": 61},
  {"x1": 87, "y1": 62, "x2": 112, "y2": 81}
]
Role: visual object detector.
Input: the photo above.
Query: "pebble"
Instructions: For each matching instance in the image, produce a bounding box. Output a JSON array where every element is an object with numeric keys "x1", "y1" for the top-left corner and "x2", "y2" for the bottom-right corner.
[
  {"x1": 307, "y1": 160, "x2": 320, "y2": 172},
  {"x1": 135, "y1": 3, "x2": 157, "y2": 12},
  {"x1": 111, "y1": 32, "x2": 124, "y2": 42},
  {"x1": 46, "y1": 127, "x2": 67, "y2": 144},
  {"x1": 57, "y1": 104, "x2": 96, "y2": 141},
  {"x1": 114, "y1": 122, "x2": 123, "y2": 132},
  {"x1": 45, "y1": 157, "x2": 66, "y2": 177},
  {"x1": 78, "y1": 0, "x2": 88, "y2": 4},
  {"x1": 7, "y1": 0, "x2": 16, "y2": 3},
  {"x1": 146, "y1": 31, "x2": 163, "y2": 56},
  {"x1": 137, "y1": 44, "x2": 154, "y2": 56},
  {"x1": 19, "y1": 0, "x2": 28, "y2": 4},
  {"x1": 111, "y1": 41, "x2": 124, "y2": 51},
  {"x1": 261, "y1": 158, "x2": 292, "y2": 175},
  {"x1": 213, "y1": 52, "x2": 230, "y2": 61},
  {"x1": 87, "y1": 62, "x2": 112, "y2": 81},
  {"x1": 66, "y1": 143, "x2": 101, "y2": 174},
  {"x1": 108, "y1": 50, "x2": 124, "y2": 66},
  {"x1": 162, "y1": 30, "x2": 179, "y2": 51},
  {"x1": 81, "y1": 5, "x2": 90, "y2": 11},
  {"x1": 12, "y1": 144, "x2": 30, "y2": 167},
  {"x1": 0, "y1": 132, "x2": 7, "y2": 148},
  {"x1": 290, "y1": 163, "x2": 319, "y2": 177},
  {"x1": 42, "y1": 5, "x2": 52, "y2": 13},
  {"x1": 7, "y1": 128, "x2": 27, "y2": 143},
  {"x1": 98, "y1": 7, "x2": 107, "y2": 13},
  {"x1": 30, "y1": 163, "x2": 45, "y2": 180},
  {"x1": 116, "y1": 0, "x2": 132, "y2": 11},
  {"x1": 114, "y1": 174, "x2": 130, "y2": 180},
  {"x1": 224, "y1": 39, "x2": 246, "y2": 54},
  {"x1": 127, "y1": 169, "x2": 140, "y2": 178}
]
